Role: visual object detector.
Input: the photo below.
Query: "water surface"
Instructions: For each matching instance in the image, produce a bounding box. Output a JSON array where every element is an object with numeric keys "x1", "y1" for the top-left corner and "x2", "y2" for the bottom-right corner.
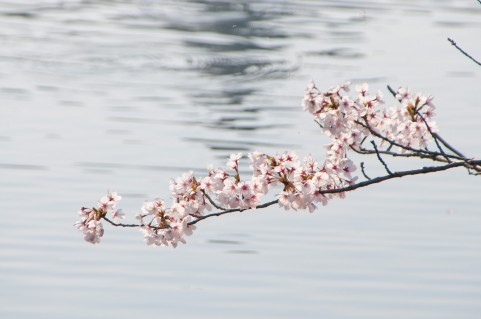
[{"x1": 1, "y1": 1, "x2": 481, "y2": 318}]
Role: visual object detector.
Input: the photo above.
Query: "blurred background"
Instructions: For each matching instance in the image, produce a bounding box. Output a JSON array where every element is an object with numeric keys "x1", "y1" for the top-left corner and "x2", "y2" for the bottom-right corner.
[{"x1": 0, "y1": 1, "x2": 480, "y2": 318}]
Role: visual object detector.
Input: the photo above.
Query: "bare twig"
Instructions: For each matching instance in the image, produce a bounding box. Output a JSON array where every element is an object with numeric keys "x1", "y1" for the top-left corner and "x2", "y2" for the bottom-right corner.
[
  {"x1": 202, "y1": 191, "x2": 227, "y2": 211},
  {"x1": 360, "y1": 162, "x2": 371, "y2": 180},
  {"x1": 432, "y1": 132, "x2": 465, "y2": 158},
  {"x1": 415, "y1": 111, "x2": 451, "y2": 163},
  {"x1": 352, "y1": 145, "x2": 450, "y2": 162},
  {"x1": 103, "y1": 217, "x2": 144, "y2": 228},
  {"x1": 371, "y1": 141, "x2": 393, "y2": 175},
  {"x1": 387, "y1": 85, "x2": 398, "y2": 100},
  {"x1": 447, "y1": 37, "x2": 481, "y2": 66},
  {"x1": 188, "y1": 199, "x2": 279, "y2": 225}
]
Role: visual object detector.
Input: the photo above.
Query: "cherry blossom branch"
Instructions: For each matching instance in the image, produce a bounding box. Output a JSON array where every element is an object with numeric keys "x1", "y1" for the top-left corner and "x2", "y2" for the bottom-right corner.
[
  {"x1": 202, "y1": 190, "x2": 227, "y2": 211},
  {"x1": 355, "y1": 119, "x2": 465, "y2": 163},
  {"x1": 432, "y1": 132, "x2": 465, "y2": 158},
  {"x1": 319, "y1": 160, "x2": 481, "y2": 195},
  {"x1": 353, "y1": 119, "x2": 480, "y2": 174},
  {"x1": 103, "y1": 217, "x2": 142, "y2": 228},
  {"x1": 385, "y1": 84, "x2": 466, "y2": 161},
  {"x1": 355, "y1": 119, "x2": 427, "y2": 155},
  {"x1": 352, "y1": 146, "x2": 448, "y2": 162},
  {"x1": 75, "y1": 81, "x2": 480, "y2": 247},
  {"x1": 98, "y1": 158, "x2": 480, "y2": 230},
  {"x1": 192, "y1": 160, "x2": 481, "y2": 224}
]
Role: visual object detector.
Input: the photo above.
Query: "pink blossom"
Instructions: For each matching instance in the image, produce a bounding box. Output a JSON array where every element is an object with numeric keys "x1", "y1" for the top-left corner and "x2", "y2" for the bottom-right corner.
[
  {"x1": 111, "y1": 209, "x2": 125, "y2": 222},
  {"x1": 77, "y1": 81, "x2": 444, "y2": 248},
  {"x1": 227, "y1": 153, "x2": 242, "y2": 171}
]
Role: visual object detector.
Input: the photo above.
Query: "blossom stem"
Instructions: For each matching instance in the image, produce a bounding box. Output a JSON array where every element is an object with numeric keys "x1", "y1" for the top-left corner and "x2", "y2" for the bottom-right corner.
[
  {"x1": 447, "y1": 37, "x2": 481, "y2": 67},
  {"x1": 319, "y1": 160, "x2": 481, "y2": 195},
  {"x1": 371, "y1": 141, "x2": 393, "y2": 175},
  {"x1": 188, "y1": 199, "x2": 279, "y2": 225}
]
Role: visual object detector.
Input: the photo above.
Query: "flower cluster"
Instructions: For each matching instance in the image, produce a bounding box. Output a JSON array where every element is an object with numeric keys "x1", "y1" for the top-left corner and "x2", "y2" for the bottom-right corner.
[
  {"x1": 74, "y1": 192, "x2": 124, "y2": 244},
  {"x1": 76, "y1": 81, "x2": 440, "y2": 248},
  {"x1": 136, "y1": 198, "x2": 196, "y2": 248},
  {"x1": 302, "y1": 81, "x2": 437, "y2": 155}
]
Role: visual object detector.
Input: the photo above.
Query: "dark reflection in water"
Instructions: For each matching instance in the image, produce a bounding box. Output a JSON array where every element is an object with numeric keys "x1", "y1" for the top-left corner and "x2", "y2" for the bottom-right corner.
[
  {"x1": 308, "y1": 48, "x2": 365, "y2": 59},
  {"x1": 0, "y1": 163, "x2": 48, "y2": 171},
  {"x1": 0, "y1": 0, "x2": 370, "y2": 155},
  {"x1": 163, "y1": 1, "x2": 289, "y2": 38},
  {"x1": 192, "y1": 88, "x2": 257, "y2": 106},
  {"x1": 184, "y1": 137, "x2": 294, "y2": 152},
  {"x1": 158, "y1": 1, "x2": 302, "y2": 150},
  {"x1": 185, "y1": 39, "x2": 283, "y2": 52}
]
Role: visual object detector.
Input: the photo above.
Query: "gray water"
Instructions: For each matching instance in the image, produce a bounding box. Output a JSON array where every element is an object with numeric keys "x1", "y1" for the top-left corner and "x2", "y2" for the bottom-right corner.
[{"x1": 1, "y1": 1, "x2": 481, "y2": 318}]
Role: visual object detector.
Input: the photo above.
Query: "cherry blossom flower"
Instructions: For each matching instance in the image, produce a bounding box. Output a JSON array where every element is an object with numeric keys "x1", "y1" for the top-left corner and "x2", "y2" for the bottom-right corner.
[
  {"x1": 111, "y1": 209, "x2": 125, "y2": 222},
  {"x1": 76, "y1": 81, "x2": 445, "y2": 248},
  {"x1": 227, "y1": 153, "x2": 242, "y2": 171}
]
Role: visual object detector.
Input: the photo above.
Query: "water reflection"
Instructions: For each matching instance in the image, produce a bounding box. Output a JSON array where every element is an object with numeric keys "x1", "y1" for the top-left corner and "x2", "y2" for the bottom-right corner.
[
  {"x1": 155, "y1": 0, "x2": 301, "y2": 152},
  {"x1": 162, "y1": 1, "x2": 289, "y2": 38}
]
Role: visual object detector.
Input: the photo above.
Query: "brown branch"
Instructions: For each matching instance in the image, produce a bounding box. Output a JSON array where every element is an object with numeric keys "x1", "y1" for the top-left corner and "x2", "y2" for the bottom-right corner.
[
  {"x1": 353, "y1": 145, "x2": 449, "y2": 162},
  {"x1": 371, "y1": 141, "x2": 393, "y2": 175},
  {"x1": 103, "y1": 217, "x2": 145, "y2": 228},
  {"x1": 415, "y1": 111, "x2": 451, "y2": 163},
  {"x1": 387, "y1": 85, "x2": 398, "y2": 100},
  {"x1": 356, "y1": 119, "x2": 427, "y2": 155},
  {"x1": 202, "y1": 190, "x2": 227, "y2": 211},
  {"x1": 447, "y1": 37, "x2": 481, "y2": 66},
  {"x1": 319, "y1": 160, "x2": 481, "y2": 195},
  {"x1": 190, "y1": 160, "x2": 480, "y2": 224},
  {"x1": 355, "y1": 119, "x2": 468, "y2": 163},
  {"x1": 188, "y1": 199, "x2": 279, "y2": 225},
  {"x1": 432, "y1": 132, "x2": 465, "y2": 158},
  {"x1": 100, "y1": 159, "x2": 480, "y2": 230},
  {"x1": 360, "y1": 162, "x2": 371, "y2": 180}
]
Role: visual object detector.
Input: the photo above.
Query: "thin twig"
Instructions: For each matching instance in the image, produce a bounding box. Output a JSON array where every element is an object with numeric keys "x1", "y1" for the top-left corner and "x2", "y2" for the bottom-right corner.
[
  {"x1": 371, "y1": 140, "x2": 393, "y2": 175},
  {"x1": 319, "y1": 160, "x2": 481, "y2": 195},
  {"x1": 351, "y1": 145, "x2": 453, "y2": 162},
  {"x1": 356, "y1": 118, "x2": 467, "y2": 162},
  {"x1": 387, "y1": 85, "x2": 398, "y2": 100},
  {"x1": 432, "y1": 133, "x2": 465, "y2": 158},
  {"x1": 360, "y1": 162, "x2": 371, "y2": 180},
  {"x1": 356, "y1": 119, "x2": 431, "y2": 156},
  {"x1": 188, "y1": 199, "x2": 279, "y2": 225},
  {"x1": 447, "y1": 37, "x2": 481, "y2": 66},
  {"x1": 415, "y1": 111, "x2": 451, "y2": 163},
  {"x1": 103, "y1": 217, "x2": 144, "y2": 228},
  {"x1": 202, "y1": 191, "x2": 227, "y2": 211}
]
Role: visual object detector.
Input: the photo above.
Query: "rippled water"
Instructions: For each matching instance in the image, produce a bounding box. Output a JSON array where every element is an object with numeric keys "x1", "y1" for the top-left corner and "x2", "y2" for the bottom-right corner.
[{"x1": 1, "y1": 1, "x2": 481, "y2": 318}]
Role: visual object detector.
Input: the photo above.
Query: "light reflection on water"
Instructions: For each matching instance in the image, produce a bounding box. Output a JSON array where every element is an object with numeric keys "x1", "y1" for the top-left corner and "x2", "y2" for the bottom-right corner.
[{"x1": 0, "y1": 1, "x2": 481, "y2": 318}]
